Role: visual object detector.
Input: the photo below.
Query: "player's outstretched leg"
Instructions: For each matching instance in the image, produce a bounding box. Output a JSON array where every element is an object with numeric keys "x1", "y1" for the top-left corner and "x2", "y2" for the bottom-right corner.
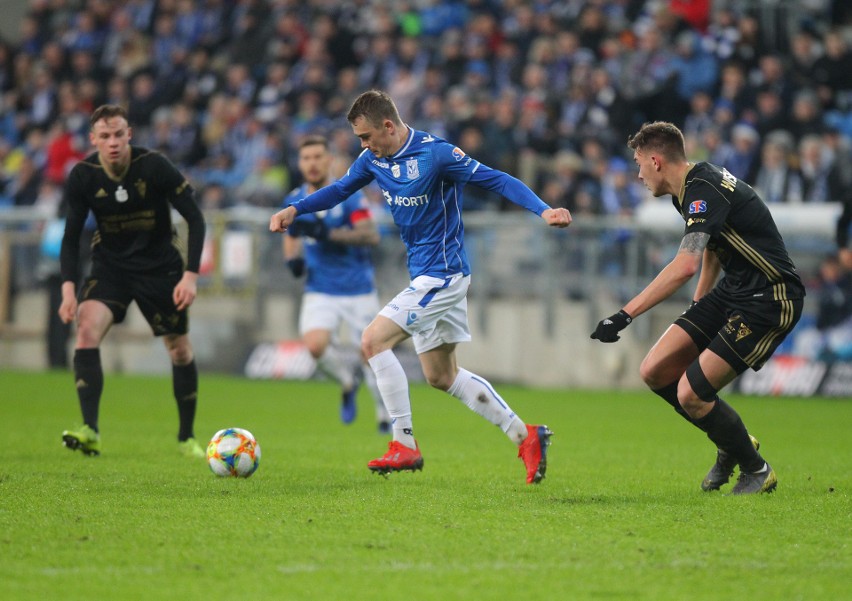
[
  {"x1": 702, "y1": 434, "x2": 759, "y2": 491},
  {"x1": 518, "y1": 424, "x2": 553, "y2": 484},
  {"x1": 447, "y1": 368, "x2": 550, "y2": 484}
]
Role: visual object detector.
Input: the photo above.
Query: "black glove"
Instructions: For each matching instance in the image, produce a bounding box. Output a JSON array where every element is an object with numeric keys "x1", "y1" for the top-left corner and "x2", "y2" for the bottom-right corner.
[
  {"x1": 289, "y1": 218, "x2": 328, "y2": 240},
  {"x1": 590, "y1": 310, "x2": 632, "y2": 343},
  {"x1": 286, "y1": 257, "x2": 306, "y2": 277}
]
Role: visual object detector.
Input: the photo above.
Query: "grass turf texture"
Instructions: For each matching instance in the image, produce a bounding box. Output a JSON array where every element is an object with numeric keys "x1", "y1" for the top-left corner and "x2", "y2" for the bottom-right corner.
[{"x1": 1, "y1": 370, "x2": 849, "y2": 600}]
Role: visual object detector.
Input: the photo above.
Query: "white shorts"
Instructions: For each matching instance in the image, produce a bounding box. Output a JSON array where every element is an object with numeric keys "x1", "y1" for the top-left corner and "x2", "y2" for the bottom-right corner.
[
  {"x1": 379, "y1": 273, "x2": 472, "y2": 354},
  {"x1": 299, "y1": 291, "x2": 380, "y2": 346}
]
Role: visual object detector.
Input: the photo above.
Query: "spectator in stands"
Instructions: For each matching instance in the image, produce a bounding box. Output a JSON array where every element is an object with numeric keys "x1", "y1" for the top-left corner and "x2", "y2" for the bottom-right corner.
[
  {"x1": 789, "y1": 89, "x2": 826, "y2": 143},
  {"x1": 813, "y1": 29, "x2": 852, "y2": 111},
  {"x1": 670, "y1": 30, "x2": 718, "y2": 124},
  {"x1": 754, "y1": 131, "x2": 802, "y2": 204},
  {"x1": 837, "y1": 189, "x2": 852, "y2": 269},
  {"x1": 798, "y1": 134, "x2": 845, "y2": 203},
  {"x1": 796, "y1": 254, "x2": 852, "y2": 361},
  {"x1": 683, "y1": 91, "x2": 715, "y2": 139}
]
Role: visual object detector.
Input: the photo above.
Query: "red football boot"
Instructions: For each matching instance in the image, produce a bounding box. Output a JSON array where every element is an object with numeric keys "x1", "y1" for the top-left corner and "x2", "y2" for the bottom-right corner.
[
  {"x1": 368, "y1": 441, "x2": 424, "y2": 475},
  {"x1": 518, "y1": 424, "x2": 553, "y2": 484}
]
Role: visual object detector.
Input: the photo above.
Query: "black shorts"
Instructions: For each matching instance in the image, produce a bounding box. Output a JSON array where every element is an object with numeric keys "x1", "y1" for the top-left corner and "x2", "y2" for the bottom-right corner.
[
  {"x1": 675, "y1": 287, "x2": 803, "y2": 374},
  {"x1": 79, "y1": 263, "x2": 188, "y2": 336}
]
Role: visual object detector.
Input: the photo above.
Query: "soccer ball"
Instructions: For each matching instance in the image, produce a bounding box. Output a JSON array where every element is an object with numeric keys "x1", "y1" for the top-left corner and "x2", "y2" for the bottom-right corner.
[{"x1": 207, "y1": 428, "x2": 261, "y2": 478}]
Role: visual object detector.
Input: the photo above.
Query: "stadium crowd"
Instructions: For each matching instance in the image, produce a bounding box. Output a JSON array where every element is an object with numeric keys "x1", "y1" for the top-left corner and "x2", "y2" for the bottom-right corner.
[{"x1": 0, "y1": 0, "x2": 850, "y2": 220}]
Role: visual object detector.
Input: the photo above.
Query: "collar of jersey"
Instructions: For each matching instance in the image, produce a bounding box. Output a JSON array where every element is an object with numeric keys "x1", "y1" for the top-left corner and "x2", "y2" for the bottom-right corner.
[{"x1": 390, "y1": 125, "x2": 414, "y2": 159}]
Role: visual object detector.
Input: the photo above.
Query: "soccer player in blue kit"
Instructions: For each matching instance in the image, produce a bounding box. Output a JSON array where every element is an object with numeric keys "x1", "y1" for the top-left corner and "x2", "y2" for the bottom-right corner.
[
  {"x1": 282, "y1": 135, "x2": 390, "y2": 432},
  {"x1": 271, "y1": 90, "x2": 572, "y2": 484}
]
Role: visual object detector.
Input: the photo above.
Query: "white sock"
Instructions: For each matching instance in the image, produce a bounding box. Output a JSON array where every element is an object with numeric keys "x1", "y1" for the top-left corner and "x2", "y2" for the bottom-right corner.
[
  {"x1": 362, "y1": 364, "x2": 390, "y2": 423},
  {"x1": 315, "y1": 345, "x2": 354, "y2": 390},
  {"x1": 367, "y1": 350, "x2": 415, "y2": 449},
  {"x1": 447, "y1": 368, "x2": 528, "y2": 444}
]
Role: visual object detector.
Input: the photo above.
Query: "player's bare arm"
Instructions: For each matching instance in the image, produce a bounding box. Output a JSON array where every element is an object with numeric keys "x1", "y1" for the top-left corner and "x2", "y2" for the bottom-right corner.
[
  {"x1": 283, "y1": 232, "x2": 302, "y2": 260},
  {"x1": 327, "y1": 218, "x2": 380, "y2": 246},
  {"x1": 269, "y1": 205, "x2": 297, "y2": 232},
  {"x1": 622, "y1": 232, "x2": 708, "y2": 318},
  {"x1": 692, "y1": 248, "x2": 721, "y2": 302},
  {"x1": 541, "y1": 207, "x2": 572, "y2": 228},
  {"x1": 592, "y1": 229, "x2": 709, "y2": 341}
]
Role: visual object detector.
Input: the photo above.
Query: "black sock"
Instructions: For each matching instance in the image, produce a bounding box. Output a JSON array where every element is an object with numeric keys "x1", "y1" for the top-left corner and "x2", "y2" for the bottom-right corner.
[
  {"x1": 693, "y1": 397, "x2": 764, "y2": 472},
  {"x1": 73, "y1": 348, "x2": 103, "y2": 432},
  {"x1": 173, "y1": 361, "x2": 198, "y2": 441},
  {"x1": 651, "y1": 382, "x2": 693, "y2": 423}
]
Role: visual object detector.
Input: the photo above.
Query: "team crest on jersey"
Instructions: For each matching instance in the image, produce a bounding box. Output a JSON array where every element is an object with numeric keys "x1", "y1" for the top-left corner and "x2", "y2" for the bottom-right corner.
[
  {"x1": 391, "y1": 164, "x2": 401, "y2": 178},
  {"x1": 452, "y1": 147, "x2": 465, "y2": 161},
  {"x1": 406, "y1": 159, "x2": 419, "y2": 180},
  {"x1": 134, "y1": 179, "x2": 146, "y2": 199},
  {"x1": 688, "y1": 200, "x2": 707, "y2": 214},
  {"x1": 115, "y1": 185, "x2": 129, "y2": 202}
]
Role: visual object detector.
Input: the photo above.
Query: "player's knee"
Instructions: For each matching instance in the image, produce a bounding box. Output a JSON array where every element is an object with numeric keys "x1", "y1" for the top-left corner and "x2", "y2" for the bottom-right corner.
[
  {"x1": 74, "y1": 319, "x2": 103, "y2": 348},
  {"x1": 424, "y1": 370, "x2": 453, "y2": 391},
  {"x1": 303, "y1": 340, "x2": 325, "y2": 359},
  {"x1": 639, "y1": 355, "x2": 668, "y2": 389},
  {"x1": 165, "y1": 336, "x2": 193, "y2": 365},
  {"x1": 361, "y1": 329, "x2": 382, "y2": 359}
]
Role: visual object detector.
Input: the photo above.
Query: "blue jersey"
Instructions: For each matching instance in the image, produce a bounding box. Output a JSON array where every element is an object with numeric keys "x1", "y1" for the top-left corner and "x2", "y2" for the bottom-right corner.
[
  {"x1": 291, "y1": 127, "x2": 550, "y2": 279},
  {"x1": 284, "y1": 184, "x2": 376, "y2": 296}
]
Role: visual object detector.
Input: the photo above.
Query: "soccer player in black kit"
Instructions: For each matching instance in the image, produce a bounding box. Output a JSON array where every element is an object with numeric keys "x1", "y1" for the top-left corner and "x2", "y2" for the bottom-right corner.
[
  {"x1": 58, "y1": 104, "x2": 206, "y2": 458},
  {"x1": 591, "y1": 121, "x2": 805, "y2": 494}
]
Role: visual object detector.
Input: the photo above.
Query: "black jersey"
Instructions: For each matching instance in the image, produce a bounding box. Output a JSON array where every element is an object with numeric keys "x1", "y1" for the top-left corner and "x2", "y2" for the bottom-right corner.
[
  {"x1": 673, "y1": 162, "x2": 805, "y2": 301},
  {"x1": 60, "y1": 146, "x2": 205, "y2": 283}
]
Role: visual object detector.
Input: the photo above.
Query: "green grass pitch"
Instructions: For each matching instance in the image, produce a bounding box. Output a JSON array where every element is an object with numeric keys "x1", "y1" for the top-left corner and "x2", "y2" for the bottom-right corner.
[{"x1": 1, "y1": 369, "x2": 849, "y2": 600}]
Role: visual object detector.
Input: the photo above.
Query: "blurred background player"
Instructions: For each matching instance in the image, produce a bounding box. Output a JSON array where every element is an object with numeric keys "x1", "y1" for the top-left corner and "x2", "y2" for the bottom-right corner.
[
  {"x1": 591, "y1": 121, "x2": 805, "y2": 495},
  {"x1": 282, "y1": 135, "x2": 390, "y2": 432},
  {"x1": 58, "y1": 104, "x2": 206, "y2": 458},
  {"x1": 271, "y1": 90, "x2": 573, "y2": 484}
]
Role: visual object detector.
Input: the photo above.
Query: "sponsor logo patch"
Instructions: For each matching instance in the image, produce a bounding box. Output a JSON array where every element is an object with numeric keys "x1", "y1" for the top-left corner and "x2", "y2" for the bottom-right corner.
[
  {"x1": 688, "y1": 200, "x2": 707, "y2": 214},
  {"x1": 452, "y1": 147, "x2": 465, "y2": 161}
]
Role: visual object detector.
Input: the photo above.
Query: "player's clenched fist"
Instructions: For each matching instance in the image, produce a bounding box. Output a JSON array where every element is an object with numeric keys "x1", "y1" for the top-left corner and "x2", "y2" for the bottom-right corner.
[
  {"x1": 269, "y1": 205, "x2": 297, "y2": 232},
  {"x1": 542, "y1": 207, "x2": 572, "y2": 228},
  {"x1": 591, "y1": 310, "x2": 633, "y2": 343}
]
